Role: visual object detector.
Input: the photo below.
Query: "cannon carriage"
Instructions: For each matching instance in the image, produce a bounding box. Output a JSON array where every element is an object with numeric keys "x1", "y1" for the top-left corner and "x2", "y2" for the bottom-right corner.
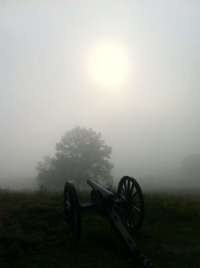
[{"x1": 64, "y1": 176, "x2": 153, "y2": 268}]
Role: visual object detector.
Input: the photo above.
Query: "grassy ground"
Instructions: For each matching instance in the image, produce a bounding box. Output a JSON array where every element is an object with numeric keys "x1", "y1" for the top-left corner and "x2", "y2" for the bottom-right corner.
[{"x1": 0, "y1": 190, "x2": 199, "y2": 268}]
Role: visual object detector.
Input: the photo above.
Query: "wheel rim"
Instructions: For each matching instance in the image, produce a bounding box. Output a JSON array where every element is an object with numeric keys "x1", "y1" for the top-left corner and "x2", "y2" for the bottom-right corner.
[
  {"x1": 117, "y1": 176, "x2": 144, "y2": 232},
  {"x1": 64, "y1": 182, "x2": 81, "y2": 240}
]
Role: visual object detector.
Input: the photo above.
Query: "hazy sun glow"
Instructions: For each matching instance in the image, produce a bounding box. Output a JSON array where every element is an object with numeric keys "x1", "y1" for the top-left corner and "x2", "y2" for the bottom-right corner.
[{"x1": 88, "y1": 42, "x2": 131, "y2": 87}]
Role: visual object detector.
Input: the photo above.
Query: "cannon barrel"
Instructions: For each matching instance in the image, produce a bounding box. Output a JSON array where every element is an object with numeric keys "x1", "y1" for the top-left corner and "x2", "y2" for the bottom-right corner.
[{"x1": 87, "y1": 179, "x2": 114, "y2": 198}]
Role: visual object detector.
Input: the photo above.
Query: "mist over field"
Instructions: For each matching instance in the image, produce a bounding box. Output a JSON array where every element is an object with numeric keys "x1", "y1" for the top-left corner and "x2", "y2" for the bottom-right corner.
[
  {"x1": 1, "y1": 4, "x2": 200, "y2": 268},
  {"x1": 0, "y1": 1, "x2": 200, "y2": 191}
]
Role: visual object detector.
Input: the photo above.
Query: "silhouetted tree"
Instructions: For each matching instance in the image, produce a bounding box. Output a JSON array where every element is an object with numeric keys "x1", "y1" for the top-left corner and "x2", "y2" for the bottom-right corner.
[{"x1": 37, "y1": 127, "x2": 113, "y2": 190}]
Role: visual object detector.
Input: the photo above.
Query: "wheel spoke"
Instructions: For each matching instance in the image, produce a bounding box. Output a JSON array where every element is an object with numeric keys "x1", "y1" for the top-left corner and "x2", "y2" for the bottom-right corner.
[
  {"x1": 131, "y1": 190, "x2": 138, "y2": 199},
  {"x1": 126, "y1": 179, "x2": 129, "y2": 191},
  {"x1": 133, "y1": 206, "x2": 141, "y2": 213},
  {"x1": 129, "y1": 182, "x2": 135, "y2": 196},
  {"x1": 122, "y1": 183, "x2": 126, "y2": 194},
  {"x1": 127, "y1": 179, "x2": 131, "y2": 192}
]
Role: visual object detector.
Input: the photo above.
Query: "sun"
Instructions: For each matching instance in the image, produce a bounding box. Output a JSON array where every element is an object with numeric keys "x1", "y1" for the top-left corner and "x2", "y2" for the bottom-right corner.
[{"x1": 88, "y1": 42, "x2": 131, "y2": 88}]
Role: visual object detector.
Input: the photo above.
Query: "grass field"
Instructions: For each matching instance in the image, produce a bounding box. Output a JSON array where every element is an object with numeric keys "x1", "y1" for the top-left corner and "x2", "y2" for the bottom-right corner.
[{"x1": 0, "y1": 190, "x2": 199, "y2": 268}]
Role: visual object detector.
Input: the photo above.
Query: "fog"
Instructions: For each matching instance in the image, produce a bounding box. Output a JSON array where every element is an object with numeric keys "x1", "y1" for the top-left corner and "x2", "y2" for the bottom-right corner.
[{"x1": 0, "y1": 1, "x2": 200, "y2": 190}]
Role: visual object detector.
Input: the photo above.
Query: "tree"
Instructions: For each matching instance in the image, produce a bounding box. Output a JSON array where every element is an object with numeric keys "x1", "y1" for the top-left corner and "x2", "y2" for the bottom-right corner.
[{"x1": 37, "y1": 127, "x2": 113, "y2": 190}]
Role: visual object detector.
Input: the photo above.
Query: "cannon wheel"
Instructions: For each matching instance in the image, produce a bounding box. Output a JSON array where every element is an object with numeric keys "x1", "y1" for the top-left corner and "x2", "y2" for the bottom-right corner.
[
  {"x1": 117, "y1": 176, "x2": 144, "y2": 233},
  {"x1": 64, "y1": 182, "x2": 81, "y2": 240}
]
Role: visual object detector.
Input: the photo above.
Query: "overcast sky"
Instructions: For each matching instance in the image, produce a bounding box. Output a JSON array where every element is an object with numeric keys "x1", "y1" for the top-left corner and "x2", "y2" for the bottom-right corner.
[{"x1": 0, "y1": 1, "x2": 200, "y2": 184}]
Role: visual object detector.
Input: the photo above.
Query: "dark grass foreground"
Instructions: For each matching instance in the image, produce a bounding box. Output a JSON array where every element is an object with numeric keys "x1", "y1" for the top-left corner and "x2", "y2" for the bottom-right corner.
[{"x1": 0, "y1": 190, "x2": 199, "y2": 268}]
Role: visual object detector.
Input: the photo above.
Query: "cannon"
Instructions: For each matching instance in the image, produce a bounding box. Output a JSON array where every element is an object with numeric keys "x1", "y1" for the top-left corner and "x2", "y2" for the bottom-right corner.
[{"x1": 64, "y1": 176, "x2": 153, "y2": 268}]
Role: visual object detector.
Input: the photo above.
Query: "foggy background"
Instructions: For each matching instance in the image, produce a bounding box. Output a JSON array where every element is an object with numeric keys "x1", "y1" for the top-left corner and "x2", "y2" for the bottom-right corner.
[{"x1": 0, "y1": 1, "x2": 200, "y2": 190}]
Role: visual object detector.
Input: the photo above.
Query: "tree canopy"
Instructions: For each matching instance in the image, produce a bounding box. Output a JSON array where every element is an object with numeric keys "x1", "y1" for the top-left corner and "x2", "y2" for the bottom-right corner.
[{"x1": 37, "y1": 127, "x2": 113, "y2": 190}]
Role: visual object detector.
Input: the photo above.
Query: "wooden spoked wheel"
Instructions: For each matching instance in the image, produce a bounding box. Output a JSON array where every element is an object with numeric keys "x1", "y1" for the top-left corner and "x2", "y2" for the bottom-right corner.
[
  {"x1": 117, "y1": 176, "x2": 144, "y2": 233},
  {"x1": 64, "y1": 182, "x2": 81, "y2": 240}
]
